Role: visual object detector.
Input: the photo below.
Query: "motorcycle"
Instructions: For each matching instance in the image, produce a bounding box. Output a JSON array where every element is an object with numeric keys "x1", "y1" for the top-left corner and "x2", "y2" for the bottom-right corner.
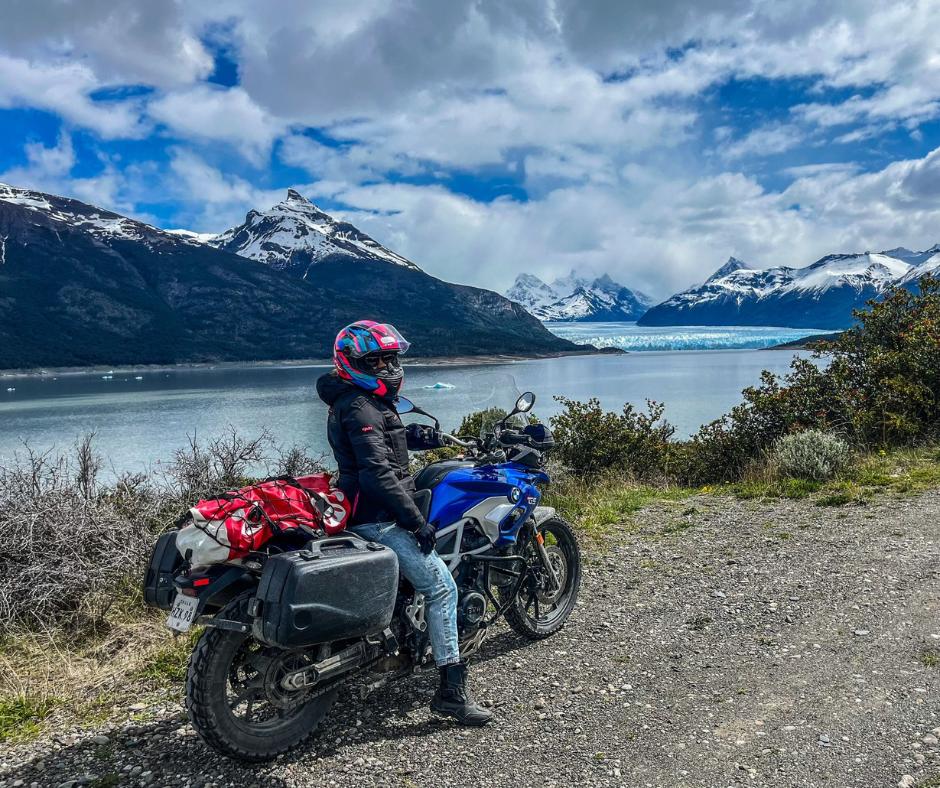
[{"x1": 142, "y1": 390, "x2": 581, "y2": 762}]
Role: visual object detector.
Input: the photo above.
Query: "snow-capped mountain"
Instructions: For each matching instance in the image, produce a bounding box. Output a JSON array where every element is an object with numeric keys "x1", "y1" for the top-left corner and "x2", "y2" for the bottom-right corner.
[
  {"x1": 897, "y1": 247, "x2": 940, "y2": 287},
  {"x1": 506, "y1": 270, "x2": 653, "y2": 321},
  {"x1": 208, "y1": 189, "x2": 419, "y2": 277},
  {"x1": 0, "y1": 182, "x2": 206, "y2": 247},
  {"x1": 704, "y1": 256, "x2": 753, "y2": 283},
  {"x1": 639, "y1": 246, "x2": 940, "y2": 329},
  {"x1": 0, "y1": 182, "x2": 578, "y2": 369}
]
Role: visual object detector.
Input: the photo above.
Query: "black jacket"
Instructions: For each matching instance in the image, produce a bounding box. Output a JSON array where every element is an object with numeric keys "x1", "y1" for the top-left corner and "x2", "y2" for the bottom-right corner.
[{"x1": 316, "y1": 372, "x2": 425, "y2": 532}]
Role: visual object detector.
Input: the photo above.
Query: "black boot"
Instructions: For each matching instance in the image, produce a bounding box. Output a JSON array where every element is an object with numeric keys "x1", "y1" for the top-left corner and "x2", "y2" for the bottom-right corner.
[{"x1": 430, "y1": 662, "x2": 494, "y2": 726}]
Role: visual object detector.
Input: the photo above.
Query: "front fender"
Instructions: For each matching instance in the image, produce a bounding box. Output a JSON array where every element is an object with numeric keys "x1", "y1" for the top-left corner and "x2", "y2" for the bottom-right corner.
[{"x1": 533, "y1": 506, "x2": 556, "y2": 525}]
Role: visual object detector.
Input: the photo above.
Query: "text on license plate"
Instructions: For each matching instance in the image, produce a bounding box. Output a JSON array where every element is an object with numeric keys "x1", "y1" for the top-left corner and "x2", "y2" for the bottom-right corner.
[{"x1": 166, "y1": 593, "x2": 200, "y2": 632}]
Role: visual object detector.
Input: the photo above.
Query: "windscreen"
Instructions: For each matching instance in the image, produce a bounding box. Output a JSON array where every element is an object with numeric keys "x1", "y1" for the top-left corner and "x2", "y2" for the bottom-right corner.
[{"x1": 461, "y1": 370, "x2": 525, "y2": 439}]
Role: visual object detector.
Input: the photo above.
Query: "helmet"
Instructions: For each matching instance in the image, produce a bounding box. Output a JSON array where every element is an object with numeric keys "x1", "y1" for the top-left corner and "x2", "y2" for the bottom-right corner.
[{"x1": 333, "y1": 320, "x2": 410, "y2": 397}]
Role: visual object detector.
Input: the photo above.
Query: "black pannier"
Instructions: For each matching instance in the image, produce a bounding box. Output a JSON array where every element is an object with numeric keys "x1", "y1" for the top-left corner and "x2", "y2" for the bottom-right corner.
[
  {"x1": 143, "y1": 531, "x2": 185, "y2": 610},
  {"x1": 249, "y1": 536, "x2": 399, "y2": 649}
]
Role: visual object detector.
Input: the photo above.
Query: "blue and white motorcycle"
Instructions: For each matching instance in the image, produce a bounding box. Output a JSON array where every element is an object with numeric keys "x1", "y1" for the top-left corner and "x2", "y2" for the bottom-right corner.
[{"x1": 143, "y1": 391, "x2": 580, "y2": 762}]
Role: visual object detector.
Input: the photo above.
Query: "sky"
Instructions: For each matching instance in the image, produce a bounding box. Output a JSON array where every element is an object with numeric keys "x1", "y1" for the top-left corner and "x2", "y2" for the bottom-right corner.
[{"x1": 2, "y1": 1, "x2": 940, "y2": 299}]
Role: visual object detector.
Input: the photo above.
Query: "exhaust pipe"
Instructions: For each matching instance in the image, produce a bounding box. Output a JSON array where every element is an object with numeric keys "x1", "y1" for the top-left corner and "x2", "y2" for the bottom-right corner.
[{"x1": 280, "y1": 641, "x2": 368, "y2": 690}]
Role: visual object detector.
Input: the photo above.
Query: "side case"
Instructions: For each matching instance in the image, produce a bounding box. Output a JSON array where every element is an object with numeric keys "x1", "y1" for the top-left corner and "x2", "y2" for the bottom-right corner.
[
  {"x1": 143, "y1": 531, "x2": 184, "y2": 610},
  {"x1": 250, "y1": 536, "x2": 399, "y2": 649}
]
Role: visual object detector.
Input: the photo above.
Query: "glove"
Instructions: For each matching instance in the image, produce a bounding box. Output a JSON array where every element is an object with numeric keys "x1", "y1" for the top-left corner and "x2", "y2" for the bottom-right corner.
[
  {"x1": 412, "y1": 521, "x2": 437, "y2": 555},
  {"x1": 405, "y1": 423, "x2": 444, "y2": 450}
]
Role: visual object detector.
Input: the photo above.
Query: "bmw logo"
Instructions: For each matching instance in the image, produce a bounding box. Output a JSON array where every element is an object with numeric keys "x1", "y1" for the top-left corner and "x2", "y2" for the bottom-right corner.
[{"x1": 509, "y1": 487, "x2": 521, "y2": 503}]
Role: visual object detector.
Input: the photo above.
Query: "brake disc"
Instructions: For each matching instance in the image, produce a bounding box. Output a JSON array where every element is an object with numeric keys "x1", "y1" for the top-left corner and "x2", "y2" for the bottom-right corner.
[{"x1": 536, "y1": 546, "x2": 568, "y2": 605}]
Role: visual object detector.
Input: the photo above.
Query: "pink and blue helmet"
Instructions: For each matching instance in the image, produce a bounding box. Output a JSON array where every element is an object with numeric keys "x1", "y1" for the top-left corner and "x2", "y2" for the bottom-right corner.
[{"x1": 333, "y1": 320, "x2": 410, "y2": 397}]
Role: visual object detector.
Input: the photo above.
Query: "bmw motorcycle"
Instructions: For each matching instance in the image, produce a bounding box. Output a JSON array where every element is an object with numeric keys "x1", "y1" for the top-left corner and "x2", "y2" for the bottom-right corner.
[{"x1": 142, "y1": 391, "x2": 580, "y2": 762}]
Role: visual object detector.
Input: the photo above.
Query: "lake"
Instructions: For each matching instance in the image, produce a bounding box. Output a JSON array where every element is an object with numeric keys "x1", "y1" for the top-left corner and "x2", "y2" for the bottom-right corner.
[{"x1": 0, "y1": 334, "x2": 816, "y2": 477}]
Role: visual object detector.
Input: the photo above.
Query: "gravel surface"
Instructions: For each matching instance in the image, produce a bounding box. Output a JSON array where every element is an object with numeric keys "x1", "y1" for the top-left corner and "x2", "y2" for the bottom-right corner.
[{"x1": 2, "y1": 491, "x2": 939, "y2": 788}]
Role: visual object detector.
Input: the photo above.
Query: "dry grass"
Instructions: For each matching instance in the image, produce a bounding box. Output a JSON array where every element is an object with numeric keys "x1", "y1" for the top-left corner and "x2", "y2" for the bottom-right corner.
[
  {"x1": 0, "y1": 428, "x2": 324, "y2": 742},
  {"x1": 0, "y1": 429, "x2": 325, "y2": 634},
  {"x1": 0, "y1": 609, "x2": 191, "y2": 742}
]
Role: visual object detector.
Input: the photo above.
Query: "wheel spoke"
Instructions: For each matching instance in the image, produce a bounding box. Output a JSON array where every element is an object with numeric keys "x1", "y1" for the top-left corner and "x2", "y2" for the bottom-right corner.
[{"x1": 533, "y1": 595, "x2": 541, "y2": 620}]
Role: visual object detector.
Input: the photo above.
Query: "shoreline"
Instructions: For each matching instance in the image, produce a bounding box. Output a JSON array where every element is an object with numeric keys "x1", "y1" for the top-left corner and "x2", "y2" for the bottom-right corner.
[{"x1": 0, "y1": 347, "x2": 621, "y2": 380}]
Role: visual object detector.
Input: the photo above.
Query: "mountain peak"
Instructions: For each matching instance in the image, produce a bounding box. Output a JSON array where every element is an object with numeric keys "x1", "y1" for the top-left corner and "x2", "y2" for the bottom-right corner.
[
  {"x1": 512, "y1": 272, "x2": 549, "y2": 288},
  {"x1": 506, "y1": 269, "x2": 650, "y2": 322},
  {"x1": 590, "y1": 273, "x2": 620, "y2": 292},
  {"x1": 706, "y1": 256, "x2": 753, "y2": 283},
  {"x1": 210, "y1": 193, "x2": 419, "y2": 273},
  {"x1": 285, "y1": 187, "x2": 316, "y2": 205}
]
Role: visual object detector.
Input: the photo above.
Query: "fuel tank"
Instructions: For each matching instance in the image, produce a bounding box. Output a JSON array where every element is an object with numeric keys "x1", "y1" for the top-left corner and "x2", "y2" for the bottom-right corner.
[{"x1": 424, "y1": 462, "x2": 546, "y2": 546}]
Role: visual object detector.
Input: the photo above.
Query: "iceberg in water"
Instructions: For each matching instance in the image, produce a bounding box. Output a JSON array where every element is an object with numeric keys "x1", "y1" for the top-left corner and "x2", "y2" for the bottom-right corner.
[{"x1": 422, "y1": 382, "x2": 456, "y2": 390}]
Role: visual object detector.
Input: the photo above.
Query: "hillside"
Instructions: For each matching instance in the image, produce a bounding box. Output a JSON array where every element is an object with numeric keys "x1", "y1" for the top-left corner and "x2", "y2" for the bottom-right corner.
[{"x1": 0, "y1": 184, "x2": 579, "y2": 368}]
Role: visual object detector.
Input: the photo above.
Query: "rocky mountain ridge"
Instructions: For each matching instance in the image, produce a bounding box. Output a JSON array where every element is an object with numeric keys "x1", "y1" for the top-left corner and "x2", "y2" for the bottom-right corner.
[
  {"x1": 506, "y1": 270, "x2": 653, "y2": 321},
  {"x1": 640, "y1": 246, "x2": 940, "y2": 328}
]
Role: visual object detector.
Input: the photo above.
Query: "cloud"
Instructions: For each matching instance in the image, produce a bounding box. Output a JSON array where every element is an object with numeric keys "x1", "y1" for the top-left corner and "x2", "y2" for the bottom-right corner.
[
  {"x1": 149, "y1": 86, "x2": 286, "y2": 163},
  {"x1": 720, "y1": 124, "x2": 807, "y2": 160},
  {"x1": 3, "y1": 0, "x2": 940, "y2": 301},
  {"x1": 163, "y1": 149, "x2": 293, "y2": 231},
  {"x1": 0, "y1": 0, "x2": 212, "y2": 88},
  {"x1": 0, "y1": 54, "x2": 146, "y2": 138},
  {"x1": 312, "y1": 144, "x2": 940, "y2": 299},
  {"x1": 0, "y1": 133, "x2": 151, "y2": 216}
]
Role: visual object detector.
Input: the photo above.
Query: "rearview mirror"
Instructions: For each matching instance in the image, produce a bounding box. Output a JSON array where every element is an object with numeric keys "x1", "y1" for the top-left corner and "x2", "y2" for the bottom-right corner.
[
  {"x1": 514, "y1": 391, "x2": 536, "y2": 413},
  {"x1": 395, "y1": 396, "x2": 415, "y2": 415}
]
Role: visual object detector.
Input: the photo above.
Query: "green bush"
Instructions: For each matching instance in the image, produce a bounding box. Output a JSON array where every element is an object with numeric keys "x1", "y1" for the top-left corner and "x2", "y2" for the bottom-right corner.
[
  {"x1": 550, "y1": 397, "x2": 675, "y2": 478},
  {"x1": 771, "y1": 430, "x2": 851, "y2": 481},
  {"x1": 679, "y1": 275, "x2": 940, "y2": 482}
]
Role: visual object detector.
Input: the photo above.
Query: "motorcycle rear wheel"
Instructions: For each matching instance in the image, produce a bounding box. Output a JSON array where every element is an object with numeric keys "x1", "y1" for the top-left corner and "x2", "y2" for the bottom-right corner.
[
  {"x1": 500, "y1": 515, "x2": 581, "y2": 640},
  {"x1": 185, "y1": 595, "x2": 338, "y2": 762}
]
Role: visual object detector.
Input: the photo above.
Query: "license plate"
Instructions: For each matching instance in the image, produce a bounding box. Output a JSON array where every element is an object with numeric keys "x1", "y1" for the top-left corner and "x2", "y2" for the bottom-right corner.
[{"x1": 166, "y1": 593, "x2": 200, "y2": 633}]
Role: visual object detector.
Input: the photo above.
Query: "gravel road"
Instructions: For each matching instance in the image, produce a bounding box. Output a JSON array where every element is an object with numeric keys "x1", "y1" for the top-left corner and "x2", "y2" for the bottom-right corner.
[{"x1": 3, "y1": 490, "x2": 939, "y2": 788}]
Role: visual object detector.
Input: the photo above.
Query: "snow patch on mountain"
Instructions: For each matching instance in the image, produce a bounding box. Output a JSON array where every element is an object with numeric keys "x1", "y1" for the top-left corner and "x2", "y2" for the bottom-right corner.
[
  {"x1": 506, "y1": 269, "x2": 653, "y2": 322},
  {"x1": 166, "y1": 228, "x2": 218, "y2": 243},
  {"x1": 210, "y1": 189, "x2": 420, "y2": 276},
  {"x1": 898, "y1": 250, "x2": 940, "y2": 286}
]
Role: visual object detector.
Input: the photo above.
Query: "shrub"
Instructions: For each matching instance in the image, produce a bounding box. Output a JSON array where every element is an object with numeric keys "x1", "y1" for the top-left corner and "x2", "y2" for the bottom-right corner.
[
  {"x1": 771, "y1": 430, "x2": 852, "y2": 481},
  {"x1": 680, "y1": 276, "x2": 940, "y2": 482},
  {"x1": 0, "y1": 429, "x2": 327, "y2": 635},
  {"x1": 0, "y1": 440, "x2": 157, "y2": 634},
  {"x1": 550, "y1": 396, "x2": 675, "y2": 478}
]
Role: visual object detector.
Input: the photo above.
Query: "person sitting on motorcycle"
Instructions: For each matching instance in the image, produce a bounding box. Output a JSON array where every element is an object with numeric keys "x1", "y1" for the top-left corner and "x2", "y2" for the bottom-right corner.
[{"x1": 315, "y1": 320, "x2": 493, "y2": 727}]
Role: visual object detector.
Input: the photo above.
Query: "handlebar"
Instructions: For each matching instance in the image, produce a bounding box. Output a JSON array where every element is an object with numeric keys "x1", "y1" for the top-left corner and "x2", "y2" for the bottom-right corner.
[{"x1": 441, "y1": 433, "x2": 475, "y2": 449}]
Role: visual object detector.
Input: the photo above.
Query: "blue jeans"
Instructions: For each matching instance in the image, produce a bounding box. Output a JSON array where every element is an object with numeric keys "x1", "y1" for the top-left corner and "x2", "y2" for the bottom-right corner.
[{"x1": 348, "y1": 522, "x2": 460, "y2": 667}]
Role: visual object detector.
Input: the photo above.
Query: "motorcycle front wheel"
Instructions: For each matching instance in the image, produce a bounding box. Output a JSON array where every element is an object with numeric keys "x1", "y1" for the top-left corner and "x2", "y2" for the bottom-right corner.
[
  {"x1": 500, "y1": 515, "x2": 581, "y2": 640},
  {"x1": 185, "y1": 595, "x2": 338, "y2": 762}
]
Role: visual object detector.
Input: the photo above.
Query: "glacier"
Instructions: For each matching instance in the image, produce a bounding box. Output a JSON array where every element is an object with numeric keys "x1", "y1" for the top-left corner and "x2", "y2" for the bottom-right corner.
[{"x1": 546, "y1": 322, "x2": 829, "y2": 351}]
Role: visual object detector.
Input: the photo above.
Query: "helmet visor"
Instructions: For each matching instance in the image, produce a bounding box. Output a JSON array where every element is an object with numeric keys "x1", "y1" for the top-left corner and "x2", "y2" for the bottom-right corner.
[{"x1": 343, "y1": 322, "x2": 411, "y2": 359}]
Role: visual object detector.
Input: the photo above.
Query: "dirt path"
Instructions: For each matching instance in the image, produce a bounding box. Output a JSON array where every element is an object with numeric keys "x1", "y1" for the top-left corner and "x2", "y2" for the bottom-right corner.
[{"x1": 3, "y1": 491, "x2": 939, "y2": 788}]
